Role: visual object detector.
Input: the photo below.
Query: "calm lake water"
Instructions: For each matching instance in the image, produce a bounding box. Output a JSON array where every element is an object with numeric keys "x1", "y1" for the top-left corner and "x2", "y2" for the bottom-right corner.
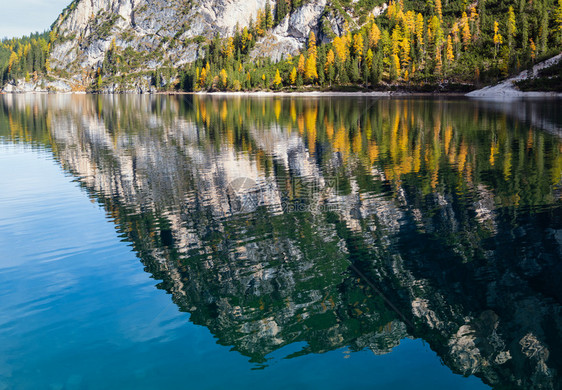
[{"x1": 0, "y1": 94, "x2": 561, "y2": 390}]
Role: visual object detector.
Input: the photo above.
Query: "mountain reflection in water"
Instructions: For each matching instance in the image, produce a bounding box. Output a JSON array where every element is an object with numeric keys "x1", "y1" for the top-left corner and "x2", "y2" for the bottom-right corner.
[{"x1": 1, "y1": 94, "x2": 561, "y2": 389}]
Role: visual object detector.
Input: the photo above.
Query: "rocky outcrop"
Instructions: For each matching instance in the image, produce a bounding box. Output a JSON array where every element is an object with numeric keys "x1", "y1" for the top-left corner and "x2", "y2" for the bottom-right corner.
[
  {"x1": 49, "y1": 0, "x2": 270, "y2": 84},
  {"x1": 250, "y1": 0, "x2": 328, "y2": 61},
  {"x1": 467, "y1": 53, "x2": 562, "y2": 98},
  {"x1": 17, "y1": 0, "x2": 389, "y2": 91}
]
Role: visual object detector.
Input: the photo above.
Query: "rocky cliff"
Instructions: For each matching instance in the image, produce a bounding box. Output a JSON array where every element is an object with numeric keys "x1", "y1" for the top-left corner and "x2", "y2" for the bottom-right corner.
[{"x1": 21, "y1": 0, "x2": 365, "y2": 92}]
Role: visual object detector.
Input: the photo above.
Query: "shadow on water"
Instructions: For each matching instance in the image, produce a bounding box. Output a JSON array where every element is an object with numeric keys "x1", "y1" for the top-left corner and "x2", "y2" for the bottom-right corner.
[{"x1": 1, "y1": 94, "x2": 561, "y2": 389}]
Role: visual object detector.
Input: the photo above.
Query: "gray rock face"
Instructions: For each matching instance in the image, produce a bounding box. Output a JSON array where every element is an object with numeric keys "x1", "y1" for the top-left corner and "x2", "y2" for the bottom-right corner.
[
  {"x1": 44, "y1": 0, "x2": 357, "y2": 90},
  {"x1": 250, "y1": 0, "x2": 329, "y2": 61},
  {"x1": 49, "y1": 0, "x2": 272, "y2": 76},
  {"x1": 22, "y1": 0, "x2": 386, "y2": 91}
]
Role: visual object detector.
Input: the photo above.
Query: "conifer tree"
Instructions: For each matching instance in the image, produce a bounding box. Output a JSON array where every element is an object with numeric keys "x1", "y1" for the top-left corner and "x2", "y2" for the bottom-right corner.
[
  {"x1": 529, "y1": 38, "x2": 537, "y2": 61},
  {"x1": 493, "y1": 21, "x2": 503, "y2": 58},
  {"x1": 265, "y1": 2, "x2": 274, "y2": 30},
  {"x1": 507, "y1": 6, "x2": 517, "y2": 50},
  {"x1": 366, "y1": 49, "x2": 374, "y2": 69},
  {"x1": 446, "y1": 35, "x2": 454, "y2": 63},
  {"x1": 220, "y1": 69, "x2": 228, "y2": 89},
  {"x1": 369, "y1": 23, "x2": 381, "y2": 48},
  {"x1": 275, "y1": 0, "x2": 289, "y2": 24},
  {"x1": 289, "y1": 67, "x2": 297, "y2": 85},
  {"x1": 461, "y1": 12, "x2": 471, "y2": 49},
  {"x1": 273, "y1": 69, "x2": 283, "y2": 88},
  {"x1": 556, "y1": 0, "x2": 562, "y2": 43},
  {"x1": 435, "y1": 0, "x2": 442, "y2": 20},
  {"x1": 325, "y1": 49, "x2": 335, "y2": 72},
  {"x1": 297, "y1": 54, "x2": 306, "y2": 75},
  {"x1": 305, "y1": 55, "x2": 318, "y2": 83},
  {"x1": 415, "y1": 13, "x2": 424, "y2": 47},
  {"x1": 353, "y1": 34, "x2": 364, "y2": 60},
  {"x1": 308, "y1": 31, "x2": 317, "y2": 57}
]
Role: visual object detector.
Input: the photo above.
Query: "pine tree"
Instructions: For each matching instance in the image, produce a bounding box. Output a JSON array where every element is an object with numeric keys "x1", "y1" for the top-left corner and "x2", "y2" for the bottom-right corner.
[
  {"x1": 391, "y1": 28, "x2": 401, "y2": 56},
  {"x1": 392, "y1": 54, "x2": 400, "y2": 80},
  {"x1": 371, "y1": 51, "x2": 383, "y2": 85},
  {"x1": 539, "y1": 10, "x2": 548, "y2": 53},
  {"x1": 325, "y1": 49, "x2": 335, "y2": 72},
  {"x1": 265, "y1": 1, "x2": 274, "y2": 30},
  {"x1": 350, "y1": 57, "x2": 360, "y2": 82},
  {"x1": 275, "y1": 0, "x2": 289, "y2": 24},
  {"x1": 415, "y1": 13, "x2": 424, "y2": 47},
  {"x1": 522, "y1": 15, "x2": 529, "y2": 50},
  {"x1": 556, "y1": 0, "x2": 562, "y2": 43}
]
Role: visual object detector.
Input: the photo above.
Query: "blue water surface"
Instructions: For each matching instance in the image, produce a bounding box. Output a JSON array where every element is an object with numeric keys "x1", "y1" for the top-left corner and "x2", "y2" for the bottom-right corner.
[{"x1": 0, "y1": 143, "x2": 489, "y2": 389}]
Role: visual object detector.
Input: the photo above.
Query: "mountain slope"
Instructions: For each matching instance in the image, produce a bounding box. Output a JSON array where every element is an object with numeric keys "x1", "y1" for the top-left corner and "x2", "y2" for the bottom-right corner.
[
  {"x1": 44, "y1": 0, "x2": 344, "y2": 91},
  {"x1": 1, "y1": 0, "x2": 560, "y2": 93}
]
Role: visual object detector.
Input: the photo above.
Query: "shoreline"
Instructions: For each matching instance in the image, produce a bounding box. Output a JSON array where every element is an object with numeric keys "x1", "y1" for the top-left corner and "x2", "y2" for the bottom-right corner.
[{"x1": 1, "y1": 89, "x2": 561, "y2": 98}]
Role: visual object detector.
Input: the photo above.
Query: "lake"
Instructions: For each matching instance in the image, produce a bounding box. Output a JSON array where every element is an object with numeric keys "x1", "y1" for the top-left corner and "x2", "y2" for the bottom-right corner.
[{"x1": 0, "y1": 94, "x2": 561, "y2": 389}]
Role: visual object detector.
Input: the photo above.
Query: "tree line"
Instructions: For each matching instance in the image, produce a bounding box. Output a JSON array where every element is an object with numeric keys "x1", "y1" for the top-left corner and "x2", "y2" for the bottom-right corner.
[
  {"x1": 0, "y1": 32, "x2": 50, "y2": 84},
  {"x1": 175, "y1": 0, "x2": 562, "y2": 92}
]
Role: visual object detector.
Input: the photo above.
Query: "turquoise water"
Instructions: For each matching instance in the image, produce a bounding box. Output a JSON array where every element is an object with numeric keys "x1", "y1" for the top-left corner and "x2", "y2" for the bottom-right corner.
[{"x1": 0, "y1": 94, "x2": 561, "y2": 389}]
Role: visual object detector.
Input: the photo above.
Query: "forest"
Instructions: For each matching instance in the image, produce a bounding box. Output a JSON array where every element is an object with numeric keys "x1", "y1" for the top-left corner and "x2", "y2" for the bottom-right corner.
[
  {"x1": 174, "y1": 0, "x2": 562, "y2": 92},
  {"x1": 1, "y1": 0, "x2": 562, "y2": 92},
  {"x1": 0, "y1": 32, "x2": 50, "y2": 85}
]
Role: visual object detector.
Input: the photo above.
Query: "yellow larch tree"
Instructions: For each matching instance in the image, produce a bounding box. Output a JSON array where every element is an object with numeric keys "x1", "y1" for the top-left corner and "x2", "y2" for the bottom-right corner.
[
  {"x1": 222, "y1": 37, "x2": 235, "y2": 59},
  {"x1": 529, "y1": 38, "x2": 536, "y2": 60},
  {"x1": 435, "y1": 0, "x2": 442, "y2": 20},
  {"x1": 219, "y1": 69, "x2": 228, "y2": 89},
  {"x1": 353, "y1": 33, "x2": 364, "y2": 60},
  {"x1": 308, "y1": 31, "x2": 317, "y2": 57},
  {"x1": 369, "y1": 23, "x2": 381, "y2": 48},
  {"x1": 446, "y1": 35, "x2": 454, "y2": 63},
  {"x1": 289, "y1": 67, "x2": 297, "y2": 85},
  {"x1": 297, "y1": 54, "x2": 306, "y2": 75},
  {"x1": 305, "y1": 55, "x2": 318, "y2": 83},
  {"x1": 7, "y1": 51, "x2": 18, "y2": 73},
  {"x1": 493, "y1": 20, "x2": 503, "y2": 57},
  {"x1": 461, "y1": 12, "x2": 471, "y2": 49},
  {"x1": 273, "y1": 69, "x2": 283, "y2": 88},
  {"x1": 333, "y1": 36, "x2": 347, "y2": 62},
  {"x1": 507, "y1": 6, "x2": 517, "y2": 49},
  {"x1": 400, "y1": 32, "x2": 411, "y2": 69}
]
